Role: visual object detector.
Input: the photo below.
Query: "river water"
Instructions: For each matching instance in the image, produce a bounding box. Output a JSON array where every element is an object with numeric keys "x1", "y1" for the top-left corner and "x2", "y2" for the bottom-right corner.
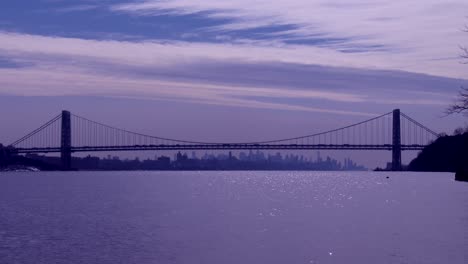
[{"x1": 0, "y1": 171, "x2": 466, "y2": 264}]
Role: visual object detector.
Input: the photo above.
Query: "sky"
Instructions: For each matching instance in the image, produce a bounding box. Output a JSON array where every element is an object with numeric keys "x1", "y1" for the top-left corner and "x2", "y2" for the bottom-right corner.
[{"x1": 1, "y1": 0, "x2": 468, "y2": 167}]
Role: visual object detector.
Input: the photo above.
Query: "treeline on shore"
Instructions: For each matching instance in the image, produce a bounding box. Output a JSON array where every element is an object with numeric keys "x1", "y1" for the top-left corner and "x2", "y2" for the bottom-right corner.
[
  {"x1": 0, "y1": 145, "x2": 62, "y2": 170},
  {"x1": 409, "y1": 130, "x2": 468, "y2": 172}
]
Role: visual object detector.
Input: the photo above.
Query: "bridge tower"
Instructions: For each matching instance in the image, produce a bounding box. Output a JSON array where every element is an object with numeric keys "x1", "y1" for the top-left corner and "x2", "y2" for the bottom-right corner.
[
  {"x1": 392, "y1": 109, "x2": 402, "y2": 171},
  {"x1": 61, "y1": 110, "x2": 72, "y2": 170}
]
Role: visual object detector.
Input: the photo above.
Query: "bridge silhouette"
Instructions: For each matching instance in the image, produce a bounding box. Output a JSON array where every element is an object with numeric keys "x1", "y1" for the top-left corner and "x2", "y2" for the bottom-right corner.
[{"x1": 9, "y1": 109, "x2": 439, "y2": 171}]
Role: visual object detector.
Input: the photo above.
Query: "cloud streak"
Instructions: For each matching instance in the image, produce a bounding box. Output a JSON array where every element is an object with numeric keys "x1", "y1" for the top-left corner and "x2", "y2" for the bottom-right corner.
[
  {"x1": 111, "y1": 0, "x2": 468, "y2": 78},
  {"x1": 0, "y1": 31, "x2": 465, "y2": 117},
  {"x1": 0, "y1": 66, "x2": 376, "y2": 116}
]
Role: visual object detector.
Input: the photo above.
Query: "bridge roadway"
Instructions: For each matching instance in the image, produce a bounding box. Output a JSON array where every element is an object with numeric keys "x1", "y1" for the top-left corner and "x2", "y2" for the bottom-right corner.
[{"x1": 15, "y1": 143, "x2": 426, "y2": 154}]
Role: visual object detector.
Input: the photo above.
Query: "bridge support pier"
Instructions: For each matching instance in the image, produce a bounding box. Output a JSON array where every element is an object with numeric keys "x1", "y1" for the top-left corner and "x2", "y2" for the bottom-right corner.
[
  {"x1": 392, "y1": 109, "x2": 402, "y2": 171},
  {"x1": 61, "y1": 110, "x2": 72, "y2": 170}
]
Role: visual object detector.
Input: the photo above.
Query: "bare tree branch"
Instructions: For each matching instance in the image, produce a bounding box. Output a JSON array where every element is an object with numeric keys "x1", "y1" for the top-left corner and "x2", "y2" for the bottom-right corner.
[
  {"x1": 447, "y1": 24, "x2": 468, "y2": 115},
  {"x1": 446, "y1": 87, "x2": 468, "y2": 115},
  {"x1": 460, "y1": 24, "x2": 468, "y2": 63},
  {"x1": 462, "y1": 46, "x2": 468, "y2": 63},
  {"x1": 460, "y1": 24, "x2": 468, "y2": 64}
]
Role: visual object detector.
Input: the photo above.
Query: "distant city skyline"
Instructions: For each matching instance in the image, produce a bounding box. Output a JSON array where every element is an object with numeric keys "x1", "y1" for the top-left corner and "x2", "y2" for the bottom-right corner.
[
  {"x1": 1, "y1": 1, "x2": 468, "y2": 168},
  {"x1": 24, "y1": 150, "x2": 368, "y2": 171}
]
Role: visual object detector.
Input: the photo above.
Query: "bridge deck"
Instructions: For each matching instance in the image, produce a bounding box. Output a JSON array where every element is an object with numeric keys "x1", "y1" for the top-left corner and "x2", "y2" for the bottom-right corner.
[{"x1": 15, "y1": 144, "x2": 426, "y2": 153}]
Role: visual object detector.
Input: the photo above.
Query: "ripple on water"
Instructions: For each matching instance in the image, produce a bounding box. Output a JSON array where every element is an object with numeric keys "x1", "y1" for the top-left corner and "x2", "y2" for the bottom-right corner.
[{"x1": 0, "y1": 171, "x2": 466, "y2": 264}]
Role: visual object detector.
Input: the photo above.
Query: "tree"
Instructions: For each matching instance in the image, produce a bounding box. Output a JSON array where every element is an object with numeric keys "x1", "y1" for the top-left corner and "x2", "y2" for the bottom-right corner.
[
  {"x1": 446, "y1": 25, "x2": 468, "y2": 115},
  {"x1": 462, "y1": 24, "x2": 468, "y2": 62},
  {"x1": 453, "y1": 126, "x2": 468, "y2": 135},
  {"x1": 446, "y1": 87, "x2": 468, "y2": 115}
]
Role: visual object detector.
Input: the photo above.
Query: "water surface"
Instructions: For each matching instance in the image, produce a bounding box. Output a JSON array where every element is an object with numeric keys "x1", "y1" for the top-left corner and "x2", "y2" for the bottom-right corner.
[{"x1": 0, "y1": 171, "x2": 466, "y2": 264}]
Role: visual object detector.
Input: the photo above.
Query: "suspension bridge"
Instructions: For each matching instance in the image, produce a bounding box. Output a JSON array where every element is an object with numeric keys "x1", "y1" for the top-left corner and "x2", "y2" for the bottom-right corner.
[{"x1": 8, "y1": 109, "x2": 439, "y2": 171}]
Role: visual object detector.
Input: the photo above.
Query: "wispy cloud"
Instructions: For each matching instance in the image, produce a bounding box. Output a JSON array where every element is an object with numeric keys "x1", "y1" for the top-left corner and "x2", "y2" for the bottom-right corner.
[
  {"x1": 111, "y1": 0, "x2": 468, "y2": 78},
  {"x1": 54, "y1": 4, "x2": 99, "y2": 13},
  {"x1": 1, "y1": 30, "x2": 467, "y2": 79},
  {"x1": 0, "y1": 66, "x2": 376, "y2": 116},
  {"x1": 0, "y1": 31, "x2": 465, "y2": 117}
]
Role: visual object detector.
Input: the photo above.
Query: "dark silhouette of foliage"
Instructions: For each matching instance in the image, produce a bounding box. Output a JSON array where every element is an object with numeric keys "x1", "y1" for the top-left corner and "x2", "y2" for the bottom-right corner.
[
  {"x1": 409, "y1": 133, "x2": 468, "y2": 172},
  {"x1": 0, "y1": 144, "x2": 60, "y2": 170}
]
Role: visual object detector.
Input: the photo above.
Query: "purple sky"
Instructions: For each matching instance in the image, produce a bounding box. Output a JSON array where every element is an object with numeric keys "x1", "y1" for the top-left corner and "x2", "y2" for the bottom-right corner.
[{"x1": 1, "y1": 0, "x2": 467, "y2": 167}]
